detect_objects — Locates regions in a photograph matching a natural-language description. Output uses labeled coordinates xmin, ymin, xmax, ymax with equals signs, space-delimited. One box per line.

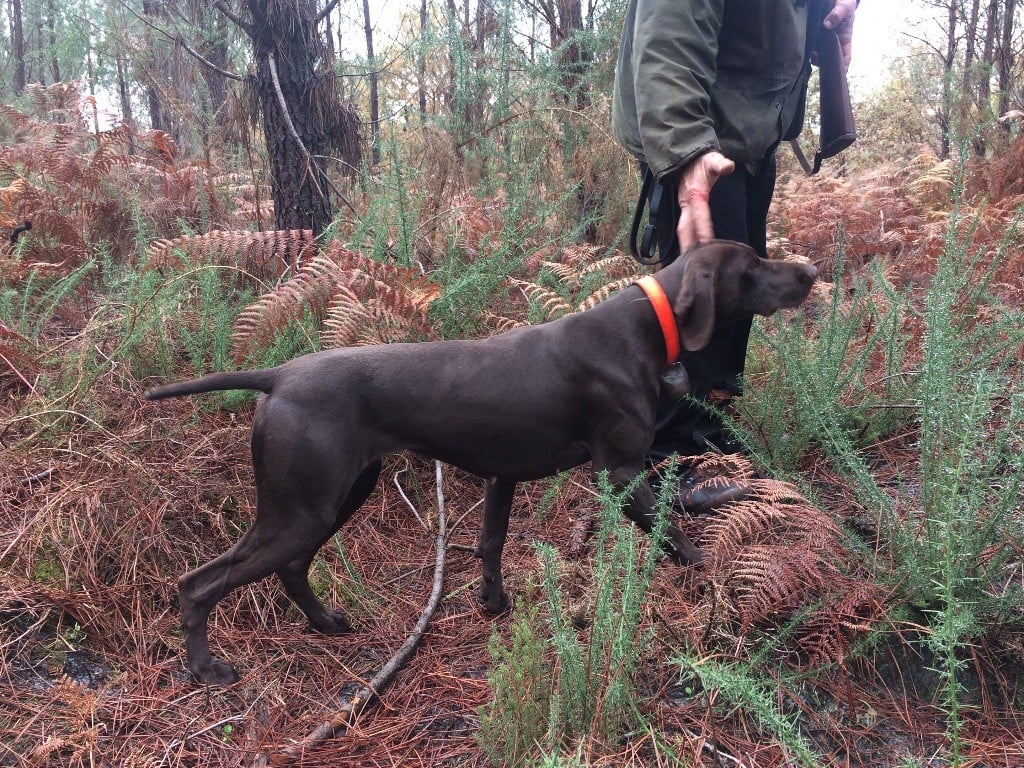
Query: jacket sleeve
xmin=630 ymin=0 xmax=725 ymax=180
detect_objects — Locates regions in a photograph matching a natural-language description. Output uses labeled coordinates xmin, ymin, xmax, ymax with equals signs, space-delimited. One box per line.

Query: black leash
xmin=628 ymin=168 xmax=675 ymax=267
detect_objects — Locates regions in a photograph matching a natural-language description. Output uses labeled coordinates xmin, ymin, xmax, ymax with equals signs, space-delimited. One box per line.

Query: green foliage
xmin=0 ymin=260 xmax=95 ymax=338
xmin=534 ymin=471 xmax=572 ymax=522
xmin=738 ymin=243 xmax=913 ymax=471
xmin=109 ymin=257 xmax=264 ymax=407
xmin=431 ymin=160 xmax=559 ymax=338
xmin=844 ymin=53 xmax=945 ymax=168
xmin=537 ymin=473 xmax=665 ymax=744
xmin=478 ymin=599 xmax=554 ymax=767
xmin=742 ymin=149 xmax=1024 ymax=764
xmin=479 ymin=472 xmax=669 ymax=765
xmin=177 ymin=264 xmax=239 ymax=379
xmin=676 ymin=652 xmax=821 ymax=767
xmin=907 ymin=164 xmax=1024 ymax=764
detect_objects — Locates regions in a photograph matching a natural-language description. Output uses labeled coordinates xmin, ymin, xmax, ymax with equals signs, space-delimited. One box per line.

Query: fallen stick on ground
xmin=253 ymin=461 xmax=449 ymax=767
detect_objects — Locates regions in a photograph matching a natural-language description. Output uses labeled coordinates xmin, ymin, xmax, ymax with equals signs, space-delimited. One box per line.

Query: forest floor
xmin=3 ymin=356 xmax=1024 ymax=767
xmin=4 ymin=130 xmax=1024 ymax=766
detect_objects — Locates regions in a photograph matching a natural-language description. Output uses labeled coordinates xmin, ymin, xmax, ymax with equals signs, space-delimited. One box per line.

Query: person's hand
xmin=676 ymin=151 xmax=734 ymax=252
xmin=823 ymin=0 xmax=857 ymax=69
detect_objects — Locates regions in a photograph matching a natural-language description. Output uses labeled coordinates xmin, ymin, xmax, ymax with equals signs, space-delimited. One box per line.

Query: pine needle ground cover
xmin=3 ymin=95 xmax=1024 ymax=766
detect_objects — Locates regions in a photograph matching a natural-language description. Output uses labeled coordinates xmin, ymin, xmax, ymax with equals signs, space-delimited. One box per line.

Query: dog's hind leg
xmin=179 ymin=457 xmax=360 ymax=685
xmin=475 ymin=477 xmax=516 ymax=614
xmin=276 ymin=460 xmax=382 ymax=635
xmin=178 ymin=513 xmax=336 ymax=685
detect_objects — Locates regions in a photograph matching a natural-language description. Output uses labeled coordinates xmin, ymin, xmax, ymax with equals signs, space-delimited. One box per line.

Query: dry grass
xmin=4 ymin=124 xmax=1024 ymax=766
xmin=4 ymin=364 xmax=1014 ymax=767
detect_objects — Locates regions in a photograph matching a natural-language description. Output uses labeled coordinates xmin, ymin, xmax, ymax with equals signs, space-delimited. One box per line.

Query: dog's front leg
xmin=475 ymin=477 xmax=515 ymax=613
xmin=603 ymin=463 xmax=704 ymax=566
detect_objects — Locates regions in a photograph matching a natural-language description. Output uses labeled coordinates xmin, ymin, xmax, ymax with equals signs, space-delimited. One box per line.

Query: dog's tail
xmin=144 ymin=370 xmax=278 ymax=400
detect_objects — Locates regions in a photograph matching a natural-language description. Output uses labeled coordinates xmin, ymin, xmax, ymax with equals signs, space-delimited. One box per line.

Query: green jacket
xmin=612 ymin=0 xmax=827 ymax=179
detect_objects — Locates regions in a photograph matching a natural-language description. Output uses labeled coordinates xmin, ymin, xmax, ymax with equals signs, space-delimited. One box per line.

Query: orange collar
xmin=635 ymin=275 xmax=680 ymax=366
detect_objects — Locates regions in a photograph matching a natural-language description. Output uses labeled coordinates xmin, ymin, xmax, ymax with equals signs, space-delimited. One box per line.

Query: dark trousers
xmin=646 ymin=153 xmax=778 ymax=461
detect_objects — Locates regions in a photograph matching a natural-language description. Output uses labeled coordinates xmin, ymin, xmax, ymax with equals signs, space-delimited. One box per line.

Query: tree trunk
xmin=12 ymin=0 xmax=26 ymax=95
xmin=195 ymin=10 xmax=232 ymax=130
xmin=141 ymin=0 xmax=174 ymax=135
xmin=35 ymin=17 xmax=45 ymax=85
xmin=245 ymin=0 xmax=340 ymax=235
xmin=47 ymin=0 xmax=60 ymax=83
xmin=972 ymin=0 xmax=1000 ymax=155
xmin=963 ymin=0 xmax=981 ymax=89
xmin=115 ymin=52 xmax=136 ymax=152
xmin=444 ymin=0 xmax=488 ymax=142
xmin=939 ymin=0 xmax=960 ymax=159
xmin=997 ymin=0 xmax=1017 ymax=121
xmin=363 ymin=0 xmax=380 ymax=166
xmin=419 ymin=0 xmax=428 ymax=118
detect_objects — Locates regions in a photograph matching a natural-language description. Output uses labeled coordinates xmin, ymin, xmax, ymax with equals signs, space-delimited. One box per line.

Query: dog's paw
xmin=678 ymin=479 xmax=750 ymax=514
xmin=192 ymin=657 xmax=240 ymax=686
xmin=477 ymin=583 xmax=510 ymax=615
xmin=308 ymin=609 xmax=353 ymax=636
xmin=666 ymin=529 xmax=704 ymax=567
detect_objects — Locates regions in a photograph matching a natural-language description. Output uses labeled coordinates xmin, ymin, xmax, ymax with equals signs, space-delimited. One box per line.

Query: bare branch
xmin=254 ymin=461 xmax=450 ymax=766
xmin=266 ymin=52 xmax=357 ymax=216
xmin=316 ymin=0 xmax=343 ymax=25
xmin=211 ymin=0 xmax=253 ymax=37
xmin=117 ymin=0 xmax=243 ymax=81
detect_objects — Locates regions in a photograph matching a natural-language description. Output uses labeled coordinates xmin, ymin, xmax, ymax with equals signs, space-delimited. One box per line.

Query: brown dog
xmin=146 ymin=240 xmax=817 ymax=684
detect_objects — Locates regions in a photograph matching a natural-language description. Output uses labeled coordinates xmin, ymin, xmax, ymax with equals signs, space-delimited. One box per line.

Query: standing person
xmin=612 ymin=0 xmax=858 ymax=462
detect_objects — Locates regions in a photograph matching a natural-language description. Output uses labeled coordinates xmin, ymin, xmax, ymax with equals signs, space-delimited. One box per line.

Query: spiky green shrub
xmin=676 ymin=651 xmax=822 ymax=767
xmin=744 ymin=151 xmax=1024 ymax=765
xmin=479 ymin=472 xmax=671 ymax=766
xmin=737 ymin=246 xmax=913 ymax=471
xmin=478 ymin=600 xmax=553 ymax=767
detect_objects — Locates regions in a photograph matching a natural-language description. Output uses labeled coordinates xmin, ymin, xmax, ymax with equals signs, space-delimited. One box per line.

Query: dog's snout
xmin=802 ymin=263 xmax=818 ymax=283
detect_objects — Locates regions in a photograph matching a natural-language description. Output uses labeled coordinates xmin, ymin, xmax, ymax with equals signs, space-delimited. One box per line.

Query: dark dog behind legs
xmin=145 ymin=240 xmax=817 ymax=684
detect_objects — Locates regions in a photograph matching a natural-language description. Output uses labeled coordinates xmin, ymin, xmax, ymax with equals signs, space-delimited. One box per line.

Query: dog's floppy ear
xmin=674 ymin=259 xmax=716 ymax=352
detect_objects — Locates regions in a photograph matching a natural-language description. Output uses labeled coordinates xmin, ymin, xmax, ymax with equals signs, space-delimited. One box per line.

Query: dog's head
xmin=671 ymin=240 xmax=818 ymax=351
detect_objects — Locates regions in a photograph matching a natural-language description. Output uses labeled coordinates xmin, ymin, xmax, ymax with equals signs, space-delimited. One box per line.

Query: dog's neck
xmin=634 ymin=275 xmax=680 ymax=366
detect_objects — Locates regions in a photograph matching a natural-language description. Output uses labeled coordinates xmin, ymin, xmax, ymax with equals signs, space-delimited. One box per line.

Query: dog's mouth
xmin=769 ymin=262 xmax=819 ymax=310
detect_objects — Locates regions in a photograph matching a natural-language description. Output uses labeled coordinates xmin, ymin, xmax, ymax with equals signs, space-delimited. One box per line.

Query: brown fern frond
xmin=81 ymin=126 xmax=134 ymax=183
xmin=322 ymin=242 xmax=441 ymax=313
xmin=579 ymin=253 xmax=639 ymax=282
xmin=323 ymin=270 xmax=435 ymax=347
xmin=678 ymin=452 xmax=872 ymax=651
xmin=480 ymin=313 xmax=525 ymax=333
xmin=0 ymin=103 xmax=34 ymax=133
xmin=577 ymin=276 xmax=636 ymax=311
xmin=793 ymin=583 xmax=886 ymax=667
xmin=144 ymin=129 xmax=179 ymax=165
xmin=704 ymin=494 xmax=842 ymax=559
xmin=727 ymin=543 xmax=841 ymax=629
xmin=24 ymin=82 xmax=88 ymax=123
xmin=144 ymin=229 xmax=316 ymax=282
xmin=230 ymin=265 xmax=333 ymax=363
xmin=557 ymin=243 xmax=605 ymax=267
xmin=539 ymin=260 xmax=582 ymax=286
xmin=509 ymin=278 xmax=572 ymax=320
xmin=444 ymin=191 xmax=505 ymax=258
xmin=322 ymin=285 xmax=371 ymax=347
xmin=702 ymin=501 xmax=795 ymax=560
xmin=0 ymin=321 xmax=39 ymax=390
xmin=680 ymin=452 xmax=759 ymax=483
xmin=231 ymin=243 xmax=440 ymax=363
xmin=744 ymin=477 xmax=814 ymax=507
xmin=531 ymin=246 xmax=636 ymax=290
xmin=319 ymin=250 xmax=438 ymax=345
